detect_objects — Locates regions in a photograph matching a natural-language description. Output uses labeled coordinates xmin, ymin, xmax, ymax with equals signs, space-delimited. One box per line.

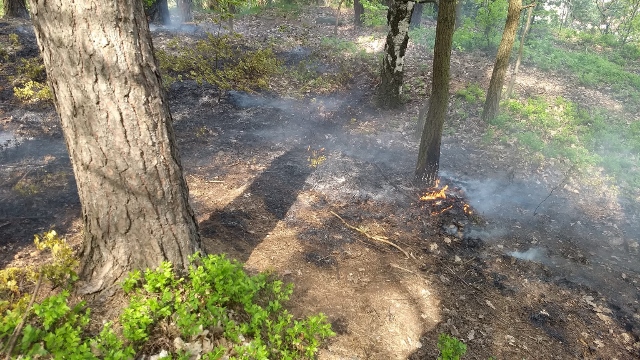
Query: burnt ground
xmin=2 ymin=7 xmax=640 ymax=359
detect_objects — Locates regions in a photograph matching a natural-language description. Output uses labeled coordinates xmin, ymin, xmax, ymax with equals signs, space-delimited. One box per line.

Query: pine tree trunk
xmin=158 ymin=0 xmax=171 ymax=25
xmin=415 ymin=0 xmax=456 ymax=186
xmin=3 ymin=0 xmax=29 ymax=18
xmin=178 ymin=0 xmax=193 ymax=22
xmin=482 ymin=0 xmax=522 ymax=122
xmin=506 ymin=4 xmax=533 ymax=99
xmin=28 ymin=0 xmax=201 ymax=295
xmin=410 ymin=3 xmax=423 ymax=28
xmin=354 ymin=0 xmax=364 ymax=27
xmin=377 ymin=0 xmax=415 ymax=109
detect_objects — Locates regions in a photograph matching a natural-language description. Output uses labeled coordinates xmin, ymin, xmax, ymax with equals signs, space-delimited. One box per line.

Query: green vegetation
xmin=156 ymin=34 xmax=281 ymax=91
xmin=454 ymin=0 xmax=508 ymax=52
xmin=1 ymin=233 xmax=334 ymax=359
xmin=455 ymin=83 xmax=485 ymax=104
xmin=483 ymin=95 xmax=640 ymax=196
xmin=360 ymin=0 xmax=388 ymax=27
xmin=437 ymin=333 xmax=467 ymax=360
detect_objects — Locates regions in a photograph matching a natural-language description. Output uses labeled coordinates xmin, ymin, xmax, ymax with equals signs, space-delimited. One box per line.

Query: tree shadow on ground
xmin=199 ymin=146 xmax=313 ymax=261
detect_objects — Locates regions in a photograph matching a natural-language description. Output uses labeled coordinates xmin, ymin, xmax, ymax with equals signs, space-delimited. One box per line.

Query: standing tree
xmin=354 ymin=0 xmax=365 ymax=26
xmin=481 ymin=0 xmax=522 ymax=122
xmin=3 ymin=0 xmax=29 ymax=18
xmin=415 ymin=0 xmax=457 ymax=185
xmin=377 ymin=0 xmax=416 ymax=109
xmin=410 ymin=3 xmax=424 ymax=28
xmin=28 ymin=0 xmax=202 ymax=295
xmin=178 ymin=0 xmax=194 ymax=22
xmin=506 ymin=3 xmax=534 ymax=99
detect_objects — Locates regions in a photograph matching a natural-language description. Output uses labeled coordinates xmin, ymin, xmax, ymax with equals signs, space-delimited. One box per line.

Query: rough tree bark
xmin=377 ymin=0 xmax=415 ymax=109
xmin=415 ymin=0 xmax=456 ymax=186
xmin=354 ymin=0 xmax=365 ymax=27
xmin=506 ymin=4 xmax=533 ymax=99
xmin=178 ymin=0 xmax=193 ymax=22
xmin=410 ymin=3 xmax=424 ymax=28
xmin=3 ymin=0 xmax=29 ymax=18
xmin=481 ymin=0 xmax=522 ymax=122
xmin=28 ymin=0 xmax=202 ymax=295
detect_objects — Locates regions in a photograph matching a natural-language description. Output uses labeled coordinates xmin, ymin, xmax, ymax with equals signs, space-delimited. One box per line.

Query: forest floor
xmin=1 ymin=6 xmax=640 ymax=359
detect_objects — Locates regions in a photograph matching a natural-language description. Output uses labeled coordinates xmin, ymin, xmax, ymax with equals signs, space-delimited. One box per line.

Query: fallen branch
xmin=330 ymin=211 xmax=410 ymax=258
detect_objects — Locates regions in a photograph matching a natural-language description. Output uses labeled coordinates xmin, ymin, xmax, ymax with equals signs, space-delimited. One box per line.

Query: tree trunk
xmin=481 ymin=0 xmax=522 ymax=122
xmin=354 ymin=0 xmax=365 ymax=27
xmin=415 ymin=0 xmax=456 ymax=186
xmin=377 ymin=0 xmax=415 ymax=109
xmin=506 ymin=4 xmax=533 ymax=99
xmin=3 ymin=0 xmax=29 ymax=18
xmin=410 ymin=3 xmax=424 ymax=28
xmin=178 ymin=0 xmax=193 ymax=22
xmin=158 ymin=0 xmax=171 ymax=25
xmin=28 ymin=0 xmax=202 ymax=295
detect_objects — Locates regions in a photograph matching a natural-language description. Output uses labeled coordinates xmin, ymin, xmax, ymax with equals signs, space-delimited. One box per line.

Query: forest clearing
xmin=1 ymin=1 xmax=640 ymax=359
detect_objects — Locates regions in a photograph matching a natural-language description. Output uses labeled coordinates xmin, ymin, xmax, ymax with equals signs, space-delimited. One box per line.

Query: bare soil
xmin=1 ymin=7 xmax=639 ymax=359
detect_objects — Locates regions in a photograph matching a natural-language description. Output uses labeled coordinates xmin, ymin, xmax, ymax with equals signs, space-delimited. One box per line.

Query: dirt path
xmin=1 ymin=7 xmax=639 ymax=359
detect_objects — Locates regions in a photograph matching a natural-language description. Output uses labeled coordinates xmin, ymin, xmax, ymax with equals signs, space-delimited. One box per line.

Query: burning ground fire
xmin=420 ymin=180 xmax=474 ymax=217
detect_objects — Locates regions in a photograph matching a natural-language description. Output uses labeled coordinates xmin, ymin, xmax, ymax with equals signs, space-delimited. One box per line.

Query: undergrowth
xmin=155 ymin=34 xmax=281 ymax=91
xmin=1 ymin=233 xmax=334 ymax=359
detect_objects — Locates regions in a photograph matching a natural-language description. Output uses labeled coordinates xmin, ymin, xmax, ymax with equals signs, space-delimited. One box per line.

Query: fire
xmin=463 ymin=204 xmax=473 ymax=214
xmin=420 ymin=185 xmax=449 ymax=201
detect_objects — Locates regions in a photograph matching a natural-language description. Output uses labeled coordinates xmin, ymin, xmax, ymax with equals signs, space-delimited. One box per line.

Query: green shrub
xmin=1 ymin=250 xmax=334 ymax=359
xmin=455 ymin=83 xmax=485 ymax=104
xmin=437 ymin=333 xmax=467 ymax=360
xmin=13 ymin=80 xmax=53 ymax=102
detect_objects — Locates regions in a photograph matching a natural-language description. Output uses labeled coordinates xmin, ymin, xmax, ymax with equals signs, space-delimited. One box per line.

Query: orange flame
xmin=420 ymin=185 xmax=449 ymax=201
xmin=432 ymin=205 xmax=453 ymax=215
xmin=463 ymin=204 xmax=472 ymax=214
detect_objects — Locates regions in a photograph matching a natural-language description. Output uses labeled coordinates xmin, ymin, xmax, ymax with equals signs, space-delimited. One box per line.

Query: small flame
xmin=432 ymin=205 xmax=453 ymax=215
xmin=463 ymin=204 xmax=472 ymax=214
xmin=420 ymin=185 xmax=449 ymax=201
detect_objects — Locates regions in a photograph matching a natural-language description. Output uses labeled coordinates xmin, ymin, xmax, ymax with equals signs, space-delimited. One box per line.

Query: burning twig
xmin=420 ymin=185 xmax=449 ymax=201
xmin=330 ymin=211 xmax=410 ymax=259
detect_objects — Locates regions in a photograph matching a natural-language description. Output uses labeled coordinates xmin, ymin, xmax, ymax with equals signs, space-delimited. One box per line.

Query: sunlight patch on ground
xmin=357 ymin=35 xmax=385 ymax=53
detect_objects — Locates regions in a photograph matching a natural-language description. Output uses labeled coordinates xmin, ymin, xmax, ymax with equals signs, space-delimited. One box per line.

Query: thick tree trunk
xmin=415 ymin=0 xmax=456 ymax=186
xmin=178 ymin=0 xmax=193 ymax=22
xmin=377 ymin=0 xmax=415 ymax=109
xmin=482 ymin=0 xmax=522 ymax=122
xmin=410 ymin=3 xmax=423 ymax=28
xmin=506 ymin=4 xmax=533 ymax=99
xmin=28 ymin=0 xmax=201 ymax=295
xmin=354 ymin=0 xmax=365 ymax=27
xmin=3 ymin=0 xmax=29 ymax=18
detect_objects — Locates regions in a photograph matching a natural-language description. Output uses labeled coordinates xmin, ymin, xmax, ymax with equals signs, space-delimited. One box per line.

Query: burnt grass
xmin=2 ymin=7 xmax=640 ymax=360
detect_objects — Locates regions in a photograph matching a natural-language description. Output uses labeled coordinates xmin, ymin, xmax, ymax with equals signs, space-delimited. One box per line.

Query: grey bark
xmin=3 ymin=0 xmax=29 ymax=18
xmin=28 ymin=0 xmax=202 ymax=295
xmin=415 ymin=0 xmax=456 ymax=185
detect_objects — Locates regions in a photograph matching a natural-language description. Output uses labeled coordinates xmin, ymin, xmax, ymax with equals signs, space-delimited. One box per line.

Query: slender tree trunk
xmin=3 ymin=0 xmax=29 ymax=18
xmin=158 ymin=0 xmax=171 ymax=25
xmin=506 ymin=4 xmax=533 ymax=99
xmin=335 ymin=0 xmax=345 ymax=35
xmin=410 ymin=3 xmax=424 ymax=28
xmin=28 ymin=0 xmax=201 ymax=295
xmin=178 ymin=0 xmax=193 ymax=22
xmin=481 ymin=0 xmax=522 ymax=122
xmin=377 ymin=0 xmax=415 ymax=109
xmin=354 ymin=0 xmax=365 ymax=27
xmin=415 ymin=0 xmax=456 ymax=185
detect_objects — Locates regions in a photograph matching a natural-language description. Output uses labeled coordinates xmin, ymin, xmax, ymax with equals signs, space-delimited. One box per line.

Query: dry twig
xmin=330 ymin=211 xmax=410 ymax=258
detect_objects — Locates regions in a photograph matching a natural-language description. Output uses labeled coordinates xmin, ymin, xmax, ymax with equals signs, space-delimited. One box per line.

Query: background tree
xmin=506 ymin=2 xmax=534 ymax=99
xmin=377 ymin=0 xmax=415 ymax=109
xmin=179 ymin=0 xmax=194 ymax=22
xmin=27 ymin=0 xmax=202 ymax=295
xmin=481 ymin=0 xmax=522 ymax=122
xmin=3 ymin=0 xmax=29 ymax=18
xmin=415 ymin=0 xmax=456 ymax=185
xmin=354 ymin=0 xmax=365 ymax=26
xmin=410 ymin=3 xmax=424 ymax=28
